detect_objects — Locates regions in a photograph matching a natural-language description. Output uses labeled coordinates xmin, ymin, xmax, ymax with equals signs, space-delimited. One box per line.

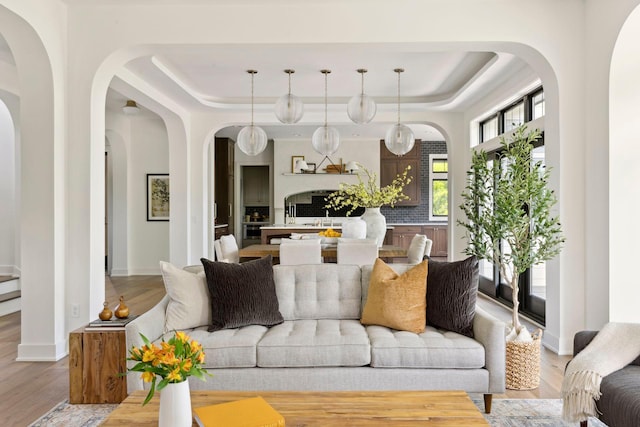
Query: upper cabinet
xmin=243 ymin=166 xmax=270 ymax=206
xmin=379 ymin=140 xmax=421 ymax=206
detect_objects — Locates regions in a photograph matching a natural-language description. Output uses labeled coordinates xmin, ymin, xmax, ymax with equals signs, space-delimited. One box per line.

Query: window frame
xmin=478 ymin=86 xmax=544 ymax=144
xmin=428 ymin=154 xmax=448 ymax=221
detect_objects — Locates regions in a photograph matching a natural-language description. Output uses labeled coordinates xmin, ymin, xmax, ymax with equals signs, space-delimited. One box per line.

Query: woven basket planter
xmin=505 ymin=329 xmax=542 ymax=390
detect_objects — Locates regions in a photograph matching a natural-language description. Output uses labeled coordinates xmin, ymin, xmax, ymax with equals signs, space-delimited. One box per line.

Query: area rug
xmin=30 ymin=398 xmax=607 ymax=426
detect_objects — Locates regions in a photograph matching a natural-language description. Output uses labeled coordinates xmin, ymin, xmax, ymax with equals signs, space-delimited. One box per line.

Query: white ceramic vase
xmin=341 ymin=217 xmax=367 ymax=239
xmin=361 ymin=207 xmax=386 ymax=247
xmin=159 ymin=380 xmax=192 ymax=427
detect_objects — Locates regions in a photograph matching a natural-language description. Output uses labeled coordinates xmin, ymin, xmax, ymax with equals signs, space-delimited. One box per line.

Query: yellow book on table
xmin=193 ymin=396 xmax=285 ymax=427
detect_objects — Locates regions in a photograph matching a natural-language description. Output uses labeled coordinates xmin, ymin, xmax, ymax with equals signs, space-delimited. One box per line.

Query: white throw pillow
xmin=160 ymin=261 xmax=211 ymax=332
xmin=407 ymin=234 xmax=428 ymax=264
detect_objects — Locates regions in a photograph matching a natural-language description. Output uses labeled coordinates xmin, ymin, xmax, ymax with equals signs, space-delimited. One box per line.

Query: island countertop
xmin=260 ymin=224 xmax=394 ymax=244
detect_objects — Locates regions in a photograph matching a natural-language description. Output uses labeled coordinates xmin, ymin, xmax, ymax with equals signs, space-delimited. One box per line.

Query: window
xmin=480 ymin=116 xmax=498 ymax=143
xmin=503 ymin=101 xmax=524 ymax=132
xmin=429 ymin=154 xmax=448 ymax=220
xmin=478 ymin=87 xmax=544 ymax=144
xmin=532 ymin=90 xmax=545 ymax=120
xmin=476 ymin=140 xmax=547 ymax=325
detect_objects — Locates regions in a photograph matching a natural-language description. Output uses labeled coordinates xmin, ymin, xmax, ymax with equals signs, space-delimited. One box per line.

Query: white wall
xmin=127 ymin=116 xmax=170 ymax=274
xmin=273 ymin=138 xmax=381 ymax=224
xmin=609 ymin=1 xmax=640 ymax=323
xmin=0 ymin=98 xmax=15 ymax=275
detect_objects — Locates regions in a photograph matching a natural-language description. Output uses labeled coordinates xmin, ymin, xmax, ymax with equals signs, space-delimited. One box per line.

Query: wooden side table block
xmin=69 ymin=328 xmax=128 ymax=404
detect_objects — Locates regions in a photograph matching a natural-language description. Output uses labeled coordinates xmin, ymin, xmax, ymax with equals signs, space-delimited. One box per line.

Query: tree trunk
xmin=511 ymin=275 xmax=521 ymax=334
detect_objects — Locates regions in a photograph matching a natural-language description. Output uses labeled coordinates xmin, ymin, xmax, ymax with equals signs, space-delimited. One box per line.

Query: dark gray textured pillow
xmin=200 ymin=255 xmax=283 ymax=332
xmin=424 ymin=256 xmax=479 ymax=337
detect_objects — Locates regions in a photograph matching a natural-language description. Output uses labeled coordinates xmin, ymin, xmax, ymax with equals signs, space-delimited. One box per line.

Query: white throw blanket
xmin=562 ymin=322 xmax=640 ymax=422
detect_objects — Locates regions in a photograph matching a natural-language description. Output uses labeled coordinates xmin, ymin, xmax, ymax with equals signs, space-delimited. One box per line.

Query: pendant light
xmin=384 ymin=68 xmax=415 ymax=156
xmin=311 ymin=69 xmax=340 ymax=156
xmin=237 ymin=70 xmax=268 ymax=156
xmin=347 ymin=69 xmax=376 ymax=124
xmin=275 ymin=69 xmax=304 ymax=124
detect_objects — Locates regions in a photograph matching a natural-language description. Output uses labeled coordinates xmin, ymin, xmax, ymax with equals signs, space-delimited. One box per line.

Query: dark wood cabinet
xmin=215 ymin=137 xmax=235 ymax=236
xmin=423 ymin=225 xmax=448 ymax=258
xmin=380 ymin=140 xmax=421 ymax=206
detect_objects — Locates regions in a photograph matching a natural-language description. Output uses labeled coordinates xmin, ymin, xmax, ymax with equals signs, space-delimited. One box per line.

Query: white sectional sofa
xmin=125 ymin=262 xmax=505 ymax=413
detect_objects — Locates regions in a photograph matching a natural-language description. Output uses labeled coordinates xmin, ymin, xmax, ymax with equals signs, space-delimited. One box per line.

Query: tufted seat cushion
xmin=366 ymin=325 xmax=485 ymax=369
xmin=257 ymin=319 xmax=371 ymax=367
xmin=159 ymin=325 xmax=268 ymax=369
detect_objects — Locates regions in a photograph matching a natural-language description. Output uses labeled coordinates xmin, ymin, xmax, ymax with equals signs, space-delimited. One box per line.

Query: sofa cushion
xmin=366 ymin=325 xmax=485 ymax=369
xmin=598 ymin=365 xmax=640 ymax=427
xmin=273 ymin=264 xmax=362 ymax=320
xmin=159 ymin=325 xmax=267 ymax=368
xmin=257 ymin=319 xmax=371 ymax=367
xmin=160 ymin=261 xmax=210 ymax=333
xmin=201 ymin=256 xmax=284 ymax=332
xmin=424 ymin=256 xmax=479 ymax=338
xmin=360 ymin=259 xmax=428 ymax=333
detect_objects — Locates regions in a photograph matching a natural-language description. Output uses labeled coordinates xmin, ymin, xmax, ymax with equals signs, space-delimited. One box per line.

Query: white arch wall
xmin=0 ymin=96 xmax=16 ymax=276
xmin=609 ymin=2 xmax=640 ymax=323
xmin=0 ymin=1 xmax=68 ymax=361
xmin=105 ymin=128 xmax=129 ymax=276
xmin=65 ymin=1 xmax=584 ymax=356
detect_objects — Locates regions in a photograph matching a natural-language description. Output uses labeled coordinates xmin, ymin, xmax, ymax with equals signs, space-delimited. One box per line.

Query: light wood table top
xmin=239 ymin=244 xmax=407 ymax=259
xmin=101 ymin=390 xmax=488 ymax=426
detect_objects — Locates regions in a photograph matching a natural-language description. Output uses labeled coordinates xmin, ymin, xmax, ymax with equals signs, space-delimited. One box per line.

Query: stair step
xmin=0 ymin=290 xmax=21 ymax=303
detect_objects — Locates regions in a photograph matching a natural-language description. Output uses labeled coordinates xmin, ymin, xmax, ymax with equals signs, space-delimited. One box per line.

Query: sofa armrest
xmin=125 ymin=295 xmax=170 ymax=393
xmin=473 ymin=307 xmax=506 ymax=393
xmin=573 ymin=330 xmax=598 ymax=357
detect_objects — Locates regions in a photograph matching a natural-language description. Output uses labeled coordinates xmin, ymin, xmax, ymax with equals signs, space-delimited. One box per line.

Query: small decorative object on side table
xmin=114 ymin=295 xmax=129 ymax=319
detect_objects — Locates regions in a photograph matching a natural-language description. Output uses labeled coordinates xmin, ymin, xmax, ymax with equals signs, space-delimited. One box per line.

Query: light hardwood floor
xmin=0 ymin=275 xmax=570 ymax=426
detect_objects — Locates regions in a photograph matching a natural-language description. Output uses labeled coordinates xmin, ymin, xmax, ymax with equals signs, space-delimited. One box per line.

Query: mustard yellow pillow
xmin=360 ymin=258 xmax=428 ymax=333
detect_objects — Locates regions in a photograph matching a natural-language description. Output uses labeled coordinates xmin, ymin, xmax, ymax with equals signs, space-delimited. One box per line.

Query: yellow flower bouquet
xmin=127 ymin=331 xmax=209 ymax=405
xmin=325 ymin=164 xmax=412 ymax=215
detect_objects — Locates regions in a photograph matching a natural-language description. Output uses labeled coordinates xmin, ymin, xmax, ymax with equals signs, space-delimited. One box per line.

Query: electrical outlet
xmin=71 ymin=304 xmax=79 ymax=318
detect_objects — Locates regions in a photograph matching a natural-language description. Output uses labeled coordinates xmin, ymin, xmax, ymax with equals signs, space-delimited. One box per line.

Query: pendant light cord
xmin=397 ymin=70 xmax=401 ymax=126
xmin=324 ymin=71 xmax=328 ymax=126
xmin=318 ymin=70 xmax=331 ymax=127
xmin=251 ymin=72 xmax=255 ymax=126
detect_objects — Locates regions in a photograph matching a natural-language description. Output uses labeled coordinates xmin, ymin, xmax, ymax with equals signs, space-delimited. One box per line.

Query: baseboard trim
xmin=127 ymin=268 xmax=161 ymax=276
xmin=0 ymin=264 xmax=19 ymax=276
xmin=109 ymin=269 xmax=129 ymax=277
xmin=16 ymin=340 xmax=68 ymax=362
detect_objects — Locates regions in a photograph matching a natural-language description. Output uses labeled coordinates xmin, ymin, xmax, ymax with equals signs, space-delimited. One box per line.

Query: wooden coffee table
xmin=101 ymin=390 xmax=489 ymax=426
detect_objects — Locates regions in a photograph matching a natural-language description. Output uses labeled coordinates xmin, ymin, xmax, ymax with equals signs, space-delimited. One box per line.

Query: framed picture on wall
xmin=147 ymin=173 xmax=170 ymax=221
xmin=292 ymin=155 xmax=305 ymax=173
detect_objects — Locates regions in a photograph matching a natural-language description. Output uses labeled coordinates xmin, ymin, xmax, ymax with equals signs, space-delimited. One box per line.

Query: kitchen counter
xmin=213 ymin=224 xmax=229 ymax=229
xmin=260 ymin=224 xmax=394 ymax=244
xmin=387 ymin=222 xmax=448 ymax=226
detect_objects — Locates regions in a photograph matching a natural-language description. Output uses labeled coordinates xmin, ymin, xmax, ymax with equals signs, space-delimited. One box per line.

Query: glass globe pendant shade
xmin=347 ymin=93 xmax=376 ymax=124
xmin=311 ymin=125 xmax=340 ymax=156
xmin=275 ymin=93 xmax=304 ymax=124
xmin=384 ymin=123 xmax=415 ymax=156
xmin=237 ymin=125 xmax=268 ymax=156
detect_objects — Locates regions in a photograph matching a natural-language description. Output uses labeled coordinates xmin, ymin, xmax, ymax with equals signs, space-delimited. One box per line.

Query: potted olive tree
xmin=458 ymin=125 xmax=564 ymax=389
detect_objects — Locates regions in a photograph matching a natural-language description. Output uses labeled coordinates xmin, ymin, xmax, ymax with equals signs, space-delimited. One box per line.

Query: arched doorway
xmin=609 ymin=3 xmax=640 ymax=323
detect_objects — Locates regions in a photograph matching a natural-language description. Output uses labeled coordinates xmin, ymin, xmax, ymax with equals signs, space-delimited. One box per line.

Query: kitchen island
xmin=260 ymin=224 xmax=394 ymax=245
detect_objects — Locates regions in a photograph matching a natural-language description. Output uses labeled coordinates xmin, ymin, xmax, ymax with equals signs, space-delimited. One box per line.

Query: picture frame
xmin=147 ymin=174 xmax=170 ymax=221
xmin=291 ymin=155 xmax=305 ymax=173
xmin=303 ymin=162 xmax=317 ymax=174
